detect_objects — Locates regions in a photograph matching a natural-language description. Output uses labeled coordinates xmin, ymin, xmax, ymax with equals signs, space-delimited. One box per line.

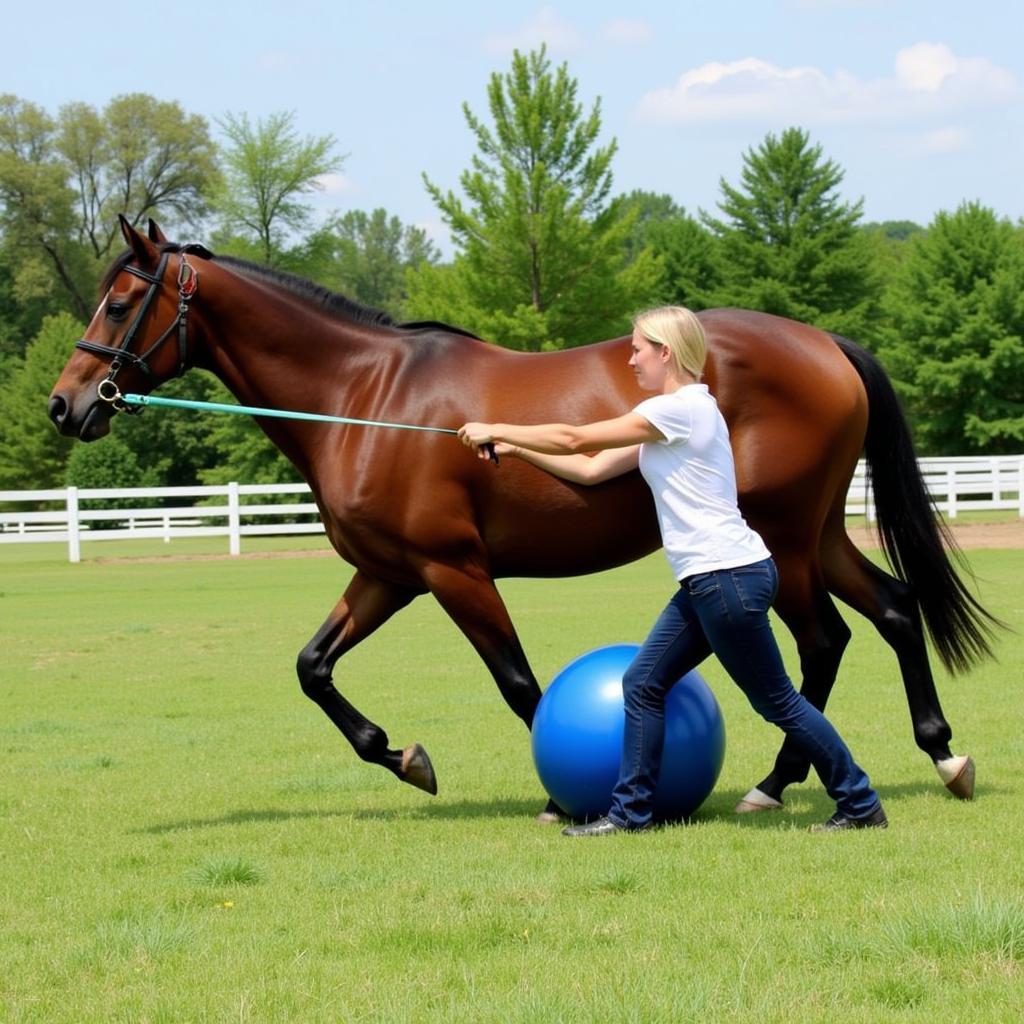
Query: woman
xmin=458 ymin=306 xmax=886 ymax=836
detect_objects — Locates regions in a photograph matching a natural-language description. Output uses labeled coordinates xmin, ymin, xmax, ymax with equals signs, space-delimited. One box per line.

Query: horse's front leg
xmin=296 ymin=570 xmax=438 ymax=794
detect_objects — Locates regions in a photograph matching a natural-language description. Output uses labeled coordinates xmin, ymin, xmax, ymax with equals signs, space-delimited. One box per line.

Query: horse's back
xmin=460 ymin=309 xmax=866 ymax=574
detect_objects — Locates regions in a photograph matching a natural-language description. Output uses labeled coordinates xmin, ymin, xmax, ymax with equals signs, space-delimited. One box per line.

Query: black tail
xmin=831 ymin=333 xmax=1001 ymax=674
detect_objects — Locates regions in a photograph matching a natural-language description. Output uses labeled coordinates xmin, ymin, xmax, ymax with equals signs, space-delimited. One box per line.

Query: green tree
xmin=213 ymin=111 xmax=344 ymax=266
xmin=617 ymin=189 xmax=685 ymax=265
xmin=290 ymin=208 xmax=439 ymax=314
xmin=409 ymin=46 xmax=661 ymax=349
xmin=0 ymin=94 xmax=219 ymax=326
xmin=0 ymin=95 xmax=89 ymax=322
xmin=0 ymin=312 xmax=81 ymax=489
xmin=198 ymin=385 xmax=299 ymax=487
xmin=65 ymin=434 xmax=156 ymax=524
xmin=878 ymin=202 xmax=1024 ymax=454
xmin=111 ymin=372 xmax=225 ymax=487
xmin=57 ymin=93 xmax=219 ymax=258
xmin=704 ymin=127 xmax=881 ymax=340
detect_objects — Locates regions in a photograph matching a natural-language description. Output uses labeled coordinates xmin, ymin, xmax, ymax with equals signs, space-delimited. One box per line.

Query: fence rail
xmin=2 ymin=456 xmax=1022 ymax=563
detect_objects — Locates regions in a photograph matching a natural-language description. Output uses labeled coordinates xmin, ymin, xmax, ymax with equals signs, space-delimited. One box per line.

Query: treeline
xmin=1 ymin=47 xmax=1022 ymax=493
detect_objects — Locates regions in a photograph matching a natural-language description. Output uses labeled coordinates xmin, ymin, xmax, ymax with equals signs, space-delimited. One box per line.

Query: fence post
xmin=228 ymin=482 xmax=241 ymax=556
xmin=1019 ymin=457 xmax=1024 ymax=519
xmin=67 ymin=487 xmax=81 ymax=564
xmin=946 ymin=467 xmax=957 ymax=518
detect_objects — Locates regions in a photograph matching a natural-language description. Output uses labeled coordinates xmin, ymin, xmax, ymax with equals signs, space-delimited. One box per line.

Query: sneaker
xmin=562 ymin=815 xmax=639 ymax=837
xmin=809 ymin=804 xmax=888 ymax=832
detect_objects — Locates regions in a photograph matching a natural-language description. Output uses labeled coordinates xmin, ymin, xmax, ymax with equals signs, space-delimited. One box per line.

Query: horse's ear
xmin=147 ymin=219 xmax=169 ymax=245
xmin=119 ymin=214 xmax=159 ymax=267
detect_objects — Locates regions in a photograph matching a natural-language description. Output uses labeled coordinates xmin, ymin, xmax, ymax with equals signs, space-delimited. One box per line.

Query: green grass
xmin=1 ymin=539 xmax=1022 ymax=1022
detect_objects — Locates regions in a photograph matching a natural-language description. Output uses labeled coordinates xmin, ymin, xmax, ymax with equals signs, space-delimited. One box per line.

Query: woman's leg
xmin=689 ymin=559 xmax=881 ymax=820
xmin=606 ymin=589 xmax=713 ymax=830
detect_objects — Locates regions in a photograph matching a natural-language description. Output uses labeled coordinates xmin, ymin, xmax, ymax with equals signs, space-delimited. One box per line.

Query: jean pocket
xmin=730 ymin=566 xmax=774 ymax=613
xmin=685 ymin=571 xmax=720 ymax=599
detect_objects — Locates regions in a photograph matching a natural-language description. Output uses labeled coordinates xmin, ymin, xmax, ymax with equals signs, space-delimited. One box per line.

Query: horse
xmin=49 ymin=217 xmax=997 ymax=816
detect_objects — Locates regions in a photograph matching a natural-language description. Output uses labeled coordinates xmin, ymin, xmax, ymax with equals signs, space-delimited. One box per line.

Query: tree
xmin=0 ymin=95 xmax=89 ymax=322
xmin=290 ymin=208 xmax=439 ymax=314
xmin=0 ymin=313 xmax=80 ymax=489
xmin=408 ymin=47 xmax=661 ymax=349
xmin=111 ymin=372 xmax=225 ymax=487
xmin=198 ymin=380 xmax=299 ymax=487
xmin=617 ymin=191 xmax=722 ymax=310
xmin=213 ymin=111 xmax=344 ymax=266
xmin=878 ymin=202 xmax=1024 ymax=454
xmin=704 ymin=127 xmax=881 ymax=340
xmin=0 ymin=94 xmax=219 ymax=326
xmin=57 ymin=93 xmax=220 ymax=258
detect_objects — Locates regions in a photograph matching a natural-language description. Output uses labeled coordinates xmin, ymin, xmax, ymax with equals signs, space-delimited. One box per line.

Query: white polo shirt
xmin=635 ymin=384 xmax=770 ymax=581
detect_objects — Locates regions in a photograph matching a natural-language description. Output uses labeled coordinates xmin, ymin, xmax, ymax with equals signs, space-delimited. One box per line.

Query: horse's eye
xmin=107 ymin=302 xmax=129 ymax=321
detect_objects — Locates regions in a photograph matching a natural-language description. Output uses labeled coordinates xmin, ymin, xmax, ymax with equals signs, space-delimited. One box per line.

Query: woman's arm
xmin=459 ymin=412 xmax=663 ymax=455
xmin=502 ymin=443 xmax=641 ymax=485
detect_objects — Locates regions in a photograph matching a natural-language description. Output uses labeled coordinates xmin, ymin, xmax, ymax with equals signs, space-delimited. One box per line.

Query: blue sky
xmin=5 ymin=1 xmax=1022 ymax=252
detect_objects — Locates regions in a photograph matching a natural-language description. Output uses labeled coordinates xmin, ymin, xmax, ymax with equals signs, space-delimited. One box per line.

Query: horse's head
xmin=48 ymin=216 xmax=209 ymax=441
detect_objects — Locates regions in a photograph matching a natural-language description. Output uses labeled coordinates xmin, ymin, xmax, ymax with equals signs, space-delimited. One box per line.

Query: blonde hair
xmin=633 ymin=305 xmax=706 ymax=381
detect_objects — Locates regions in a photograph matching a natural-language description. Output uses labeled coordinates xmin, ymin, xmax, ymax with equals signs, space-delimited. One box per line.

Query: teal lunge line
xmin=122 ymin=393 xmax=458 ymax=435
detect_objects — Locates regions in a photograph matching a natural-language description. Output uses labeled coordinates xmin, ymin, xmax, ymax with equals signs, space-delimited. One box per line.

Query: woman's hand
xmin=459 ymin=422 xmax=495 ymax=451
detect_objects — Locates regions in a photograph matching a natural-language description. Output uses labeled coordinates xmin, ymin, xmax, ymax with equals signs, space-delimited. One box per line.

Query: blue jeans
xmin=608 ymin=557 xmax=880 ymax=829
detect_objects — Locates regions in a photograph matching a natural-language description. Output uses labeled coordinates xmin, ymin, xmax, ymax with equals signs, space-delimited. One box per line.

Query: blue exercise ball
xmin=531 ymin=643 xmax=726 ymax=821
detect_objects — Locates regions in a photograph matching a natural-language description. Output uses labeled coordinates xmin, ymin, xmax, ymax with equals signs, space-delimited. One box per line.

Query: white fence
xmin=2 ymin=456 xmax=1022 ymax=563
xmin=0 ymin=482 xmax=321 ymax=563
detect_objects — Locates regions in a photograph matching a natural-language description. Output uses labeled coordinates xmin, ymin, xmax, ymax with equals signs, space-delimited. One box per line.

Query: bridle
xmin=77 ymin=244 xmax=208 ymax=414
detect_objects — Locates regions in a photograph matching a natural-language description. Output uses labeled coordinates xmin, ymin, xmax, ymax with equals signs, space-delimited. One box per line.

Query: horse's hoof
xmin=535 ymin=798 xmax=568 ymax=824
xmin=535 ymin=810 xmax=565 ymax=825
xmin=734 ymin=787 xmax=784 ymax=814
xmin=400 ymin=743 xmax=437 ymax=795
xmin=936 ymin=754 xmax=975 ymax=800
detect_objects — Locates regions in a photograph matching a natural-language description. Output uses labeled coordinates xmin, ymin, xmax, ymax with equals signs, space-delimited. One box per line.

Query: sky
xmin=4 ymin=1 xmax=1022 ymax=253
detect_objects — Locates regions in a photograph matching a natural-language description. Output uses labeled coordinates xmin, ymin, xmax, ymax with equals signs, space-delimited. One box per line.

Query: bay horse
xmin=49 ymin=217 xmax=996 ymax=816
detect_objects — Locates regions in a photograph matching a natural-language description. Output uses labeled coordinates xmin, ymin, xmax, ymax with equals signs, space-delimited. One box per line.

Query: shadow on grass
xmin=704 ymin=776 xmax=985 ymax=830
xmin=135 ymin=777 xmax=978 ymax=835
xmin=134 ymin=796 xmax=544 ymax=833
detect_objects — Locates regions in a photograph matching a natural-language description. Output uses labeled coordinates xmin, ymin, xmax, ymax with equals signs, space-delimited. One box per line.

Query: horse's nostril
xmin=48 ymin=394 xmax=68 ymax=427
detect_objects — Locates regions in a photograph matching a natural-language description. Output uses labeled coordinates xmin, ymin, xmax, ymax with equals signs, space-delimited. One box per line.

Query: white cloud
xmin=895 ymin=42 xmax=959 ymax=92
xmin=314 ymin=173 xmax=352 ymax=195
xmin=482 ymin=8 xmax=583 ymax=56
xmin=602 ymin=18 xmax=652 ymax=46
xmin=636 ymin=44 xmax=1017 ymax=125
xmin=917 ymin=126 xmax=970 ymax=154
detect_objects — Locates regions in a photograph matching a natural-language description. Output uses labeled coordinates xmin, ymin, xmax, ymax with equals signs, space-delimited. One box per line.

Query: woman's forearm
xmin=508 ymin=444 xmax=641 ymax=485
xmin=488 ymin=422 xmax=594 ymax=455
xmin=486 ymin=413 xmax=660 ymax=454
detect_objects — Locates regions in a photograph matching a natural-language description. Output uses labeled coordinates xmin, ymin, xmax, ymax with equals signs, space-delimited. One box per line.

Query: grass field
xmin=1 ymin=538 xmax=1022 ymax=1023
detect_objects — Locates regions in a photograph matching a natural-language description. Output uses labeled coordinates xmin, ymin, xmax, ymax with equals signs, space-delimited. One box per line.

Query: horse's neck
xmin=196 ymin=283 xmax=406 ymax=471
xmin=200 ymin=288 xmax=399 ymax=411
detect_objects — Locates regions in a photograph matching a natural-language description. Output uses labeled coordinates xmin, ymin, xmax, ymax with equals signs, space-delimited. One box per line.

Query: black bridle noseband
xmin=77 ymin=245 xmax=206 ymax=414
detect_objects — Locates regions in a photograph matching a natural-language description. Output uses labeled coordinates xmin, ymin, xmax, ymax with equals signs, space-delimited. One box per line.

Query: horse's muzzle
xmin=48 ymin=393 xmax=112 ymax=441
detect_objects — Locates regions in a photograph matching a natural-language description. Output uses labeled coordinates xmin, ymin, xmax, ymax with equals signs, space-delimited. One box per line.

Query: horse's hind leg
xmin=823 ymin=539 xmax=974 ymax=799
xmin=420 ymin=560 xmax=561 ymax=817
xmin=738 ymin=556 xmax=853 ymax=810
xmin=296 ymin=570 xmax=439 ymax=794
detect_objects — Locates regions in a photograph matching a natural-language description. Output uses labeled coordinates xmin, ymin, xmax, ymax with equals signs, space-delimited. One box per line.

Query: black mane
xmin=99 ymin=242 xmax=482 ymax=339
xmin=213 ymin=252 xmax=398 ymax=328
